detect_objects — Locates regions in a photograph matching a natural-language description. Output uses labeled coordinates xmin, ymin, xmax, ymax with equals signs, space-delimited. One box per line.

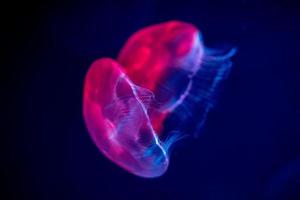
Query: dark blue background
xmin=4 ymin=0 xmax=300 ymax=199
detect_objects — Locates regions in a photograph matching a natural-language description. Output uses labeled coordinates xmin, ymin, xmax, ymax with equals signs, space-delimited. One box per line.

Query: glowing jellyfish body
xmin=83 ymin=21 xmax=236 ymax=178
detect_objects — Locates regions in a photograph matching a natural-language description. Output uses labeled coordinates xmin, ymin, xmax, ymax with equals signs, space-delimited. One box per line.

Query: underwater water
xmin=4 ymin=0 xmax=300 ymax=199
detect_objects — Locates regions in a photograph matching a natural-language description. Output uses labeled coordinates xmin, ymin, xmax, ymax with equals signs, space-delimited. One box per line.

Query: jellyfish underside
xmin=83 ymin=20 xmax=236 ymax=178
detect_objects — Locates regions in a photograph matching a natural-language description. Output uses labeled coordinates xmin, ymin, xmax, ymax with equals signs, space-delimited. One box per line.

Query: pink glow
xmin=82 ymin=20 xmax=233 ymax=177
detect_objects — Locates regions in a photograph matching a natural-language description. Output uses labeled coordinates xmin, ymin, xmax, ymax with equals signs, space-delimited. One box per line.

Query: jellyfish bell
xmin=118 ymin=20 xmax=205 ymax=112
xmin=83 ymin=58 xmax=170 ymax=178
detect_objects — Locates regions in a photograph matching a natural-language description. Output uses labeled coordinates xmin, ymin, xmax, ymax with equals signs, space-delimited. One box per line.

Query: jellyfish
xmin=83 ymin=20 xmax=236 ymax=178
